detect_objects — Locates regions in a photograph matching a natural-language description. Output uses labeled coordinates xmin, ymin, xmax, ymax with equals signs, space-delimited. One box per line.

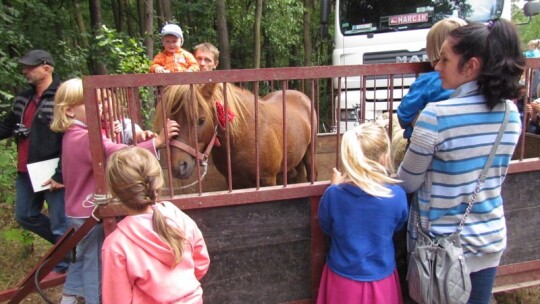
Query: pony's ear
xmin=199 ymin=83 xmax=218 ymax=100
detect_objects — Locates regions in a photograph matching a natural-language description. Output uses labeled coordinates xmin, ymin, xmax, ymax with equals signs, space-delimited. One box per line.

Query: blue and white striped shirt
xmin=398 ymin=81 xmax=521 ymax=272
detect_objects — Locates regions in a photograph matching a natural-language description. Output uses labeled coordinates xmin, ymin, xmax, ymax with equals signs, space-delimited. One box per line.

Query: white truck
xmin=320 ymin=0 xmax=537 ymax=130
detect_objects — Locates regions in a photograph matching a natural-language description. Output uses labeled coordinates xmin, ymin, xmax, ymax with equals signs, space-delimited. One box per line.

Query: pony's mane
xmin=154 ymin=84 xmax=249 ymax=139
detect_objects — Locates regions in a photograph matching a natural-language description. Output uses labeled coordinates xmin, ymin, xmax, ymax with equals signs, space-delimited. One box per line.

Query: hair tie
xmin=150 ymin=204 xmax=158 ymax=210
xmin=487 ymin=20 xmax=495 ymax=30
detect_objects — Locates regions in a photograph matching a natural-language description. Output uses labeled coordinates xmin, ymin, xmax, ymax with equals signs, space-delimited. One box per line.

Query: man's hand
xmin=42 ymin=178 xmax=65 ymax=191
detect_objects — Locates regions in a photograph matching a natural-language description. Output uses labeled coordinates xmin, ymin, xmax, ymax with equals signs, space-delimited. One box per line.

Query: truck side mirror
xmin=524 ymin=1 xmax=540 ymax=17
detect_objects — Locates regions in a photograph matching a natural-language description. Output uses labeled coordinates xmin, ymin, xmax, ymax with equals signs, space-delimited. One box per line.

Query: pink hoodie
xmin=101 ymin=201 xmax=210 ymax=304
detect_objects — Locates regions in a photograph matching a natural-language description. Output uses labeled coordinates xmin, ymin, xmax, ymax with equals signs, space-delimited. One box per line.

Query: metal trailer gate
xmin=1 ymin=61 xmax=540 ymax=303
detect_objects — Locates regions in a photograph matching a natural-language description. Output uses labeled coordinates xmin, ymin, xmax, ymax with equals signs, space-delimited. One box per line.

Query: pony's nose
xmin=174 ymin=160 xmax=193 ymax=179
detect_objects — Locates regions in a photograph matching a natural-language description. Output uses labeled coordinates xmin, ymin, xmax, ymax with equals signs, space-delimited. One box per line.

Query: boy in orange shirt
xmin=149 ymin=24 xmax=199 ymax=73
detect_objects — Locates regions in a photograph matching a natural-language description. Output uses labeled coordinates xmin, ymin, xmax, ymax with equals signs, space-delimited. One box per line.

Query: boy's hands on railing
xmin=155 ymin=119 xmax=180 ymax=148
xmin=154 ymin=66 xmax=171 ymax=73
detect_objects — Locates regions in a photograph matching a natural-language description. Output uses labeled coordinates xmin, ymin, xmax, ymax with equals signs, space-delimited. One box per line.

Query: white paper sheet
xmin=26 ymin=158 xmax=60 ymax=192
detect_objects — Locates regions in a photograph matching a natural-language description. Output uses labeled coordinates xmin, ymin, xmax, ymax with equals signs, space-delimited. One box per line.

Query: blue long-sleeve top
xmin=397 ymin=71 xmax=452 ymax=139
xmin=318 ymin=183 xmax=408 ymax=282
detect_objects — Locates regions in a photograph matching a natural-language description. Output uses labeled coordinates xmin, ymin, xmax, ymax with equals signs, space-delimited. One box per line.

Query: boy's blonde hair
xmin=340 ymin=122 xmax=400 ymax=197
xmin=50 ymin=78 xmax=84 ymax=132
xmin=426 ymin=17 xmax=467 ymax=66
xmin=106 ymin=147 xmax=186 ymax=266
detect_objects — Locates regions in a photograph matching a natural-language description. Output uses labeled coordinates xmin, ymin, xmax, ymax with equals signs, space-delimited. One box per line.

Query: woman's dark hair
xmin=448 ymin=18 xmax=525 ymax=109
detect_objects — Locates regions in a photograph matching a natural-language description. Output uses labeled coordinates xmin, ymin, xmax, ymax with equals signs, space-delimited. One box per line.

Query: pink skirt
xmin=317 ymin=264 xmax=403 ymax=304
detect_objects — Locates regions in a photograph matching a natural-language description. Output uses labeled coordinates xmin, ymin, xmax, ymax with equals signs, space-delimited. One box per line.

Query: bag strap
xmin=456 ymin=100 xmax=510 ymax=233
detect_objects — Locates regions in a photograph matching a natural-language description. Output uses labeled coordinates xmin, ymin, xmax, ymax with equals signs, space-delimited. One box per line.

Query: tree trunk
xmin=124 ymin=0 xmax=135 ymax=37
xmin=253 ymin=0 xmax=263 ymax=68
xmin=111 ymin=0 xmax=121 ymax=31
xmin=72 ymin=0 xmax=92 ymax=73
xmin=144 ymin=0 xmax=154 ymax=59
xmin=89 ymin=0 xmax=108 ymax=75
xmin=303 ymin=0 xmax=313 ymax=67
xmin=157 ymin=0 xmax=172 ymax=24
xmin=302 ymin=0 xmax=314 ymax=95
xmin=216 ymin=0 xmax=231 ymax=69
xmin=137 ymin=0 xmax=145 ymax=37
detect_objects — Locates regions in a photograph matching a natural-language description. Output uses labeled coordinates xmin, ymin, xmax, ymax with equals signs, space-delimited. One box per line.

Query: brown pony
xmin=155 ymin=83 xmax=317 ymax=189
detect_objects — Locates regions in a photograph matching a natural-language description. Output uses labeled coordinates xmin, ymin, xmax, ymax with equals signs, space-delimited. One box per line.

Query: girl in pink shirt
xmin=51 ymin=78 xmax=179 ymax=304
xmin=102 ymin=147 xmax=210 ymax=304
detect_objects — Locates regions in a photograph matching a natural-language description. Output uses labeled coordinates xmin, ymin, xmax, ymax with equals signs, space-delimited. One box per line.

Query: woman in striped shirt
xmin=398 ymin=18 xmax=524 ymax=304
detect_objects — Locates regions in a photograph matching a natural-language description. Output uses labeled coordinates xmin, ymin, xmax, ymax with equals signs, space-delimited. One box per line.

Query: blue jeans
xmin=468 ymin=267 xmax=497 ymax=304
xmin=15 ymin=172 xmax=69 ymax=271
xmin=63 ymin=218 xmax=104 ymax=304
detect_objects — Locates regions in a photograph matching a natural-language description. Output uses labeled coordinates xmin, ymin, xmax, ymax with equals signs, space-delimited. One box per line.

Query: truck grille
xmin=364 ymin=49 xmax=428 ymax=64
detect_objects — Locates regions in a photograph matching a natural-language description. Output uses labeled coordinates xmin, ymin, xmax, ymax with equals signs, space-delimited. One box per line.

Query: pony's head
xmin=154 ymin=83 xmax=247 ymax=179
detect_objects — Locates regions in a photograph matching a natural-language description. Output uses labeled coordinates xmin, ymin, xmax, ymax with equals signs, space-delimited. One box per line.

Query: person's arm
xmin=149 ymin=52 xmax=167 ymax=73
xmin=318 ymin=187 xmax=334 ymax=236
xmin=191 ymin=224 xmax=210 ymax=280
xmin=102 ymin=248 xmax=133 ymax=304
xmin=531 ymin=99 xmax=540 ymax=123
xmin=395 ymin=188 xmax=409 ymax=231
xmin=397 ymin=107 xmax=438 ymax=193
xmin=397 ymin=76 xmax=429 ymax=130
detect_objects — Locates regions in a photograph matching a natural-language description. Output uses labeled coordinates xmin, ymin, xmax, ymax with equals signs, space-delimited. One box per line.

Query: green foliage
xmin=0 ymin=141 xmax=17 ymax=206
xmin=0 ymin=5 xmax=30 ymax=107
xmin=0 ymin=140 xmax=35 ymax=254
xmin=95 ymin=25 xmax=150 ymax=74
xmin=2 ymin=229 xmax=35 ymax=257
xmin=512 ymin=3 xmax=540 ymax=48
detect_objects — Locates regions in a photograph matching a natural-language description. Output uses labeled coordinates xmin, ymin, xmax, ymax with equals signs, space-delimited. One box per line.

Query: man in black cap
xmin=0 ymin=49 xmax=68 ymax=274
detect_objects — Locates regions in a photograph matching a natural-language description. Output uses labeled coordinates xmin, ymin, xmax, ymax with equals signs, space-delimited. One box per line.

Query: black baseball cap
xmin=19 ymin=49 xmax=55 ymax=67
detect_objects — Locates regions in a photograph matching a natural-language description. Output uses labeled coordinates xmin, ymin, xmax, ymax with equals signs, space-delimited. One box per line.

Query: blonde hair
xmin=50 ymin=78 xmax=84 ymax=132
xmin=340 ymin=122 xmax=400 ymax=197
xmin=193 ymin=42 xmax=220 ymax=62
xmin=426 ymin=17 xmax=467 ymax=66
xmin=106 ymin=147 xmax=186 ymax=266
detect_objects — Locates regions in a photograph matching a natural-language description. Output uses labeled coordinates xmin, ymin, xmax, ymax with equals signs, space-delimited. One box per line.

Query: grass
xmin=0 ymin=203 xmax=63 ymax=303
xmin=495 ymin=287 xmax=540 ymax=304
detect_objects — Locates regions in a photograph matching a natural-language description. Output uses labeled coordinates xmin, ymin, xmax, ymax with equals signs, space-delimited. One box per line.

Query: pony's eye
xmin=197 ymin=118 xmax=206 ymax=126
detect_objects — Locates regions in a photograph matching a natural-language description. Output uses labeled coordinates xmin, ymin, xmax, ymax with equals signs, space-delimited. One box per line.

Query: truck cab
xmin=321 ymin=0 xmax=514 ymax=130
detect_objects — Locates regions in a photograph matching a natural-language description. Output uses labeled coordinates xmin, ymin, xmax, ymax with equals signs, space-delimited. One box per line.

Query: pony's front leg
xmin=260 ymin=175 xmax=277 ymax=187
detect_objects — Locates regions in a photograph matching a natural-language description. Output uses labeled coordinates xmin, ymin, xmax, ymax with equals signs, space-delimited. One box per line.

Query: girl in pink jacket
xmin=102 ymin=147 xmax=210 ymax=304
xmin=51 ymin=78 xmax=179 ymax=304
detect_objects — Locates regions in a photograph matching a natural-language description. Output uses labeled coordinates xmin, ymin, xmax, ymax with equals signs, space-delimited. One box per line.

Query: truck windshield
xmin=339 ymin=0 xmax=504 ymax=35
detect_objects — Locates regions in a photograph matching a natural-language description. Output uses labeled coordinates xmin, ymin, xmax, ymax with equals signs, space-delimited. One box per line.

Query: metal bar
xmin=282 ymin=80 xmax=288 ymax=187
xmin=254 ymin=82 xmax=261 ymax=189
xmin=224 ymin=83 xmax=233 ymax=192
xmin=310 ymin=196 xmax=325 ymax=301
xmin=81 ymin=63 xmax=432 ymax=89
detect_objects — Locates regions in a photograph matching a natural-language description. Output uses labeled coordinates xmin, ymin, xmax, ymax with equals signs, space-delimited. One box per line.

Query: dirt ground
xmin=1 ymin=201 xmax=539 ymax=303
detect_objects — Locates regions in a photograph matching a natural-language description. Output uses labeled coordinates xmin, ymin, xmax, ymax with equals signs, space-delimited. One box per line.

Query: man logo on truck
xmin=396 ymin=54 xmax=429 ymax=63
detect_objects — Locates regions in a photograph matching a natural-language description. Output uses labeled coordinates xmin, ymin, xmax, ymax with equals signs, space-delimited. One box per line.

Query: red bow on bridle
xmin=215 ymin=100 xmax=235 ymax=128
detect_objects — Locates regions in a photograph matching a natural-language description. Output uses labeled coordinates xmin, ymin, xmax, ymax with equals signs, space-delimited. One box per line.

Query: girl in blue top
xmin=317 ymin=122 xmax=408 ymax=304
